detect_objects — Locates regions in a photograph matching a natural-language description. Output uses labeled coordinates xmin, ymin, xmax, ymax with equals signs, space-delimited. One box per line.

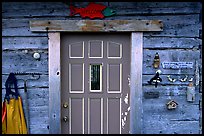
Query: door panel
xmin=61 ymin=33 xmax=130 ymax=134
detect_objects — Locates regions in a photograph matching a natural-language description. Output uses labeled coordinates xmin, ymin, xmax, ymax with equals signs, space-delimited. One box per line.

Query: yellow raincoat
xmin=2 ymin=96 xmax=28 ymax=134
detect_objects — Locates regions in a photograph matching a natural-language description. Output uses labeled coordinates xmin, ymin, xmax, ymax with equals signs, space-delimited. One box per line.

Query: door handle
xmin=63 ymin=116 xmax=68 ymax=122
xmin=63 ymin=102 xmax=68 ymax=108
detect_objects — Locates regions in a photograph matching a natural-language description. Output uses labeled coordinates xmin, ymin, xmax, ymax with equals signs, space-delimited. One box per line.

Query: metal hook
xmin=148 ymin=70 xmax=162 ymax=88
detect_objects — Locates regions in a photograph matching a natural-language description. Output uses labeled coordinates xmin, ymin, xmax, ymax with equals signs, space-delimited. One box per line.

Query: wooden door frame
xmin=30 ymin=20 xmax=163 ymax=134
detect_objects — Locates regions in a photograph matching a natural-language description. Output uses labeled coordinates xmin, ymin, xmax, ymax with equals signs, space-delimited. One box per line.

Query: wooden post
xmin=48 ymin=33 xmax=61 ymax=134
xmin=130 ymin=32 xmax=143 ymax=134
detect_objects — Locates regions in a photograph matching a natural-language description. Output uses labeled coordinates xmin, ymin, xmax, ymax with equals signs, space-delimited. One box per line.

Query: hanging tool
xmin=14 ymin=72 xmax=41 ymax=134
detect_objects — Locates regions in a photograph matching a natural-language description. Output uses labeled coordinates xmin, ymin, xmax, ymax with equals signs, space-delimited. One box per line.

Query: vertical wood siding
xmin=2 ymin=2 xmax=202 ymax=134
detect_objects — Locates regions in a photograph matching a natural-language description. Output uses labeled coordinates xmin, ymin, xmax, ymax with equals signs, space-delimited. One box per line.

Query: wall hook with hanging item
xmin=153 ymin=52 xmax=160 ymax=69
xmin=3 ymin=73 xmax=28 ymax=134
xmin=147 ymin=70 xmax=162 ymax=88
xmin=179 ymin=75 xmax=188 ymax=82
xmin=14 ymin=72 xmax=41 ymax=134
xmin=167 ymin=75 xmax=177 ymax=82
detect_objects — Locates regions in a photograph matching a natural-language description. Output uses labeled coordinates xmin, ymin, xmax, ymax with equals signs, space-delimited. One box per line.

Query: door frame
xmin=30 ymin=20 xmax=163 ymax=134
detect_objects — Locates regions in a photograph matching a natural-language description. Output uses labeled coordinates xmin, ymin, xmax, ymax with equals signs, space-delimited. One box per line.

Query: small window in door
xmin=90 ymin=64 xmax=102 ymax=92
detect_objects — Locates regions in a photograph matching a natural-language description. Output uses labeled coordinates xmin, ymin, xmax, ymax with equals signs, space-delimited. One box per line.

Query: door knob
xmin=63 ymin=102 xmax=68 ymax=108
xmin=63 ymin=116 xmax=68 ymax=122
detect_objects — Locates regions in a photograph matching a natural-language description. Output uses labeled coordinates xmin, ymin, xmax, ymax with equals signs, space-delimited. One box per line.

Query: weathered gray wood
xmin=109 ymin=2 xmax=201 ymax=8
xmin=2 ymin=19 xmax=47 ymax=36
xmin=2 ymin=75 xmax=48 ymax=88
xmin=48 ymin=33 xmax=61 ymax=134
xmin=130 ymin=32 xmax=143 ymax=134
xmin=1 ymin=74 xmax=195 ymax=89
xmin=2 ymin=36 xmax=201 ymax=50
xmin=2 ymin=37 xmax=48 ymax=50
xmin=143 ymin=120 xmax=199 ymax=134
xmin=143 ymin=37 xmax=201 ymax=49
xmin=30 ymin=125 xmax=49 ymax=134
xmin=2 ymin=49 xmax=200 ymax=75
xmin=143 ymin=49 xmax=200 ymax=74
xmin=3 ymin=14 xmax=201 ymax=37
xmin=143 ymin=94 xmax=200 ymax=134
xmin=143 ymin=100 xmax=199 ymax=121
xmin=30 ymin=20 xmax=163 ymax=32
xmin=143 ymin=85 xmax=198 ymax=96
xmin=2 ymin=50 xmax=48 ymax=74
xmin=114 ymin=7 xmax=201 ymax=16
xmin=2 ymin=2 xmax=202 ymax=134
xmin=109 ymin=14 xmax=201 ymax=37
xmin=2 ymin=2 xmax=201 ymax=18
xmin=143 ymin=75 xmax=196 ymax=86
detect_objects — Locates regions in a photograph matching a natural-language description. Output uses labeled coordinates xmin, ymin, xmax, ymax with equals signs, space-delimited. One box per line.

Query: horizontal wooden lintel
xmin=30 ymin=20 xmax=163 ymax=32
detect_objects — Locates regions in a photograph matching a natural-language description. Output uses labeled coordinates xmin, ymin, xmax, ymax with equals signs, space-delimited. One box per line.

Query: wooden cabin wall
xmin=2 ymin=2 xmax=202 ymax=134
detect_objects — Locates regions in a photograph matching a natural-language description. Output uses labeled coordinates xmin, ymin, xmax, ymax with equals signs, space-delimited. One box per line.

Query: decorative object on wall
xmin=186 ymin=82 xmax=195 ymax=102
xmin=147 ymin=69 xmax=162 ymax=88
xmin=166 ymin=100 xmax=178 ymax=110
xmin=167 ymin=75 xmax=177 ymax=82
xmin=167 ymin=75 xmax=194 ymax=83
xmin=188 ymin=77 xmax=194 ymax=82
xmin=162 ymin=62 xmax=193 ymax=69
xmin=179 ymin=75 xmax=188 ymax=82
xmin=69 ymin=2 xmax=116 ymax=19
xmin=153 ymin=52 xmax=160 ymax=68
xmin=144 ymin=91 xmax=160 ymax=99
xmin=33 ymin=52 xmax=41 ymax=61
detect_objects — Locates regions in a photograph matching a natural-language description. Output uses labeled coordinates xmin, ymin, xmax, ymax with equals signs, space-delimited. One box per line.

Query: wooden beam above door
xmin=30 ymin=20 xmax=163 ymax=32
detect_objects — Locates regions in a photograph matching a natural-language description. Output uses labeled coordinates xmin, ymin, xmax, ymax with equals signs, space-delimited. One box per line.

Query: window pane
xmin=90 ymin=64 xmax=101 ymax=91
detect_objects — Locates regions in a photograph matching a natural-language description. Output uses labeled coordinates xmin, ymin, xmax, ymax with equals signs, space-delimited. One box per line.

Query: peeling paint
xmin=121 ymin=106 xmax=130 ymax=129
xmin=124 ymin=93 xmax=129 ymax=104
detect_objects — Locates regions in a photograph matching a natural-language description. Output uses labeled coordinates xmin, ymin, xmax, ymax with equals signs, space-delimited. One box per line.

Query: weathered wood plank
xmin=143 ymin=49 xmax=200 ymax=74
xmin=2 ymin=36 xmax=201 ymax=50
xmin=109 ymin=2 xmax=201 ymax=8
xmin=109 ymin=14 xmax=201 ymax=37
xmin=30 ymin=124 xmax=49 ymax=134
xmin=2 ymin=19 xmax=47 ymax=36
xmin=2 ymin=50 xmax=48 ymax=74
xmin=2 ymin=75 xmax=48 ymax=88
xmin=2 ymin=49 xmax=200 ymax=75
xmin=2 ymin=88 xmax=49 ymax=106
xmin=130 ymin=32 xmax=143 ymax=134
xmin=3 ymin=14 xmax=200 ymax=37
xmin=48 ymin=33 xmax=61 ymax=134
xmin=143 ymin=75 xmax=196 ymax=86
xmin=2 ymin=2 xmax=201 ymax=18
xmin=1 ymin=74 xmax=196 ymax=89
xmin=2 ymin=37 xmax=48 ymax=50
xmin=143 ymin=95 xmax=200 ymax=134
xmin=143 ymin=102 xmax=199 ymax=121
xmin=143 ymin=120 xmax=199 ymax=134
xmin=143 ymin=85 xmax=198 ymax=97
xmin=143 ymin=37 xmax=201 ymax=49
xmin=114 ymin=7 xmax=201 ymax=16
xmin=30 ymin=20 xmax=163 ymax=32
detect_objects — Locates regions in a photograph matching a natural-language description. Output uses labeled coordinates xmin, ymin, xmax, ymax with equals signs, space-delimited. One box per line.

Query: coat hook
xmin=148 ymin=70 xmax=162 ymax=88
xmin=179 ymin=75 xmax=188 ymax=82
xmin=167 ymin=75 xmax=177 ymax=82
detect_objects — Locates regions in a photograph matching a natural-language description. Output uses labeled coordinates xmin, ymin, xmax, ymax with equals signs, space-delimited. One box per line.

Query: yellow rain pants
xmin=2 ymin=96 xmax=27 ymax=134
